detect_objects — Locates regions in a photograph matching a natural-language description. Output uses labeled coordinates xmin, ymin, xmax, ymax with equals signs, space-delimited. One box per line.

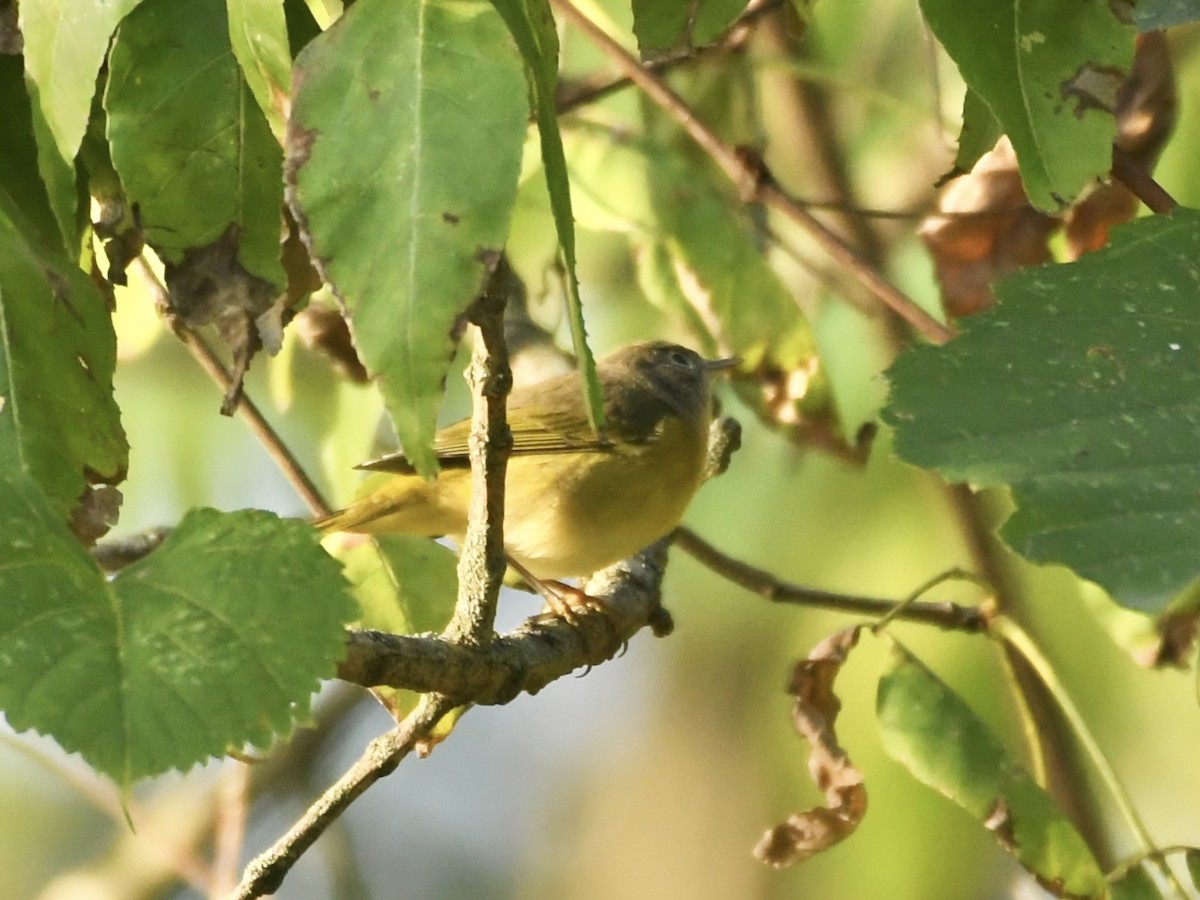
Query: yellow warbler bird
xmin=315 ymin=341 xmax=735 ymax=580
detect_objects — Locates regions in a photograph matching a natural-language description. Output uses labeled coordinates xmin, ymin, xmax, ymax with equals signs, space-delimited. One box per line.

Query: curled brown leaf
xmin=754 ymin=625 xmax=868 ymax=868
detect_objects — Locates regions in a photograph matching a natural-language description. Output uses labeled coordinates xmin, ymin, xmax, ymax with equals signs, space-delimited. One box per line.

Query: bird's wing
xmin=356 ymin=405 xmax=616 ymax=474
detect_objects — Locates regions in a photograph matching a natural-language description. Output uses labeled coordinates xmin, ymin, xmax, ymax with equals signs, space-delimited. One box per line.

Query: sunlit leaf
xmin=489 ymin=0 xmax=604 ymax=433
xmin=920 ymin=0 xmax=1134 ymax=210
xmin=0 ymin=491 xmax=357 ymax=782
xmin=287 ymin=0 xmax=525 ymax=476
xmin=18 ymin=0 xmax=143 ymax=162
xmin=877 ymin=641 xmax=1106 ymax=897
xmin=227 ymin=0 xmax=293 ymax=142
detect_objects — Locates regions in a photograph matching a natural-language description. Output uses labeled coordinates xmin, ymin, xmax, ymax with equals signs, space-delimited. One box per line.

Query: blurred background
xmin=8 ymin=1 xmax=1200 ymax=898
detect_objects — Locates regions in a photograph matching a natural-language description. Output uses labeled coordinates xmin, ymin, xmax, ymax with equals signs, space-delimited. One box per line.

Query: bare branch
xmin=339 ymin=539 xmax=673 ymax=699
xmin=132 ymin=257 xmax=331 ymax=517
xmin=231 ymin=693 xmax=455 ymax=899
xmin=443 ymin=255 xmax=513 ymax=645
xmin=673 ymin=526 xmax=987 ymax=632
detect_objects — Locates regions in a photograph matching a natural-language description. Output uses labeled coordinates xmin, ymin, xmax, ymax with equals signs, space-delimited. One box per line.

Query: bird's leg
xmin=506 ymin=557 xmax=606 ymax=623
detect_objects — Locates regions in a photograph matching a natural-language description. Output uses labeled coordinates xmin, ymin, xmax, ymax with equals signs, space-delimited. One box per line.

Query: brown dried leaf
xmin=920 ymin=137 xmax=1059 ymax=317
xmin=163 ymin=225 xmax=282 ymax=414
xmin=1064 ymin=31 xmax=1176 ymax=257
xmin=68 ymin=484 xmax=123 ymax=547
xmin=294 ymin=303 xmax=369 ymax=383
xmin=754 ymin=625 xmax=868 ymax=868
xmin=925 ymin=33 xmax=1176 ymax=316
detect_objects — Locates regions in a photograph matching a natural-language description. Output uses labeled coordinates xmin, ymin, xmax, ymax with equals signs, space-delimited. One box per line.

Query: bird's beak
xmin=704 ymin=356 xmax=740 ymax=373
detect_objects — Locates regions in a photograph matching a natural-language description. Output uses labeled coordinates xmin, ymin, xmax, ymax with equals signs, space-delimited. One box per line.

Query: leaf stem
xmin=991 ymin=615 xmax=1189 ymax=899
xmin=1111 ymin=146 xmax=1177 ymax=216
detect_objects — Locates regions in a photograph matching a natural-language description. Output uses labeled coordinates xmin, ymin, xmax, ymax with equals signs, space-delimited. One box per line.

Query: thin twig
xmin=549 ymin=0 xmax=956 ymax=346
xmin=555 ymin=0 xmax=784 ymax=114
xmin=1111 ymin=146 xmax=1178 ymax=215
xmin=231 ymin=693 xmax=455 ymax=899
xmin=210 ymin=764 xmax=250 ymax=898
xmin=131 ymin=257 xmax=331 ymax=517
xmin=673 ymin=526 xmax=987 ymax=631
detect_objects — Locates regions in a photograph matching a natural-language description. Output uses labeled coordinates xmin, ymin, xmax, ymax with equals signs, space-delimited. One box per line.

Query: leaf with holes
xmin=287 ymin=0 xmax=526 ymax=476
xmin=919 ymin=0 xmax=1134 ymax=210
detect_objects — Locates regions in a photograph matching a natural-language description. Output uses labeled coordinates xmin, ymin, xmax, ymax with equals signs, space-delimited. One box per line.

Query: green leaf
xmin=341 ymin=534 xmax=457 ymax=637
xmin=0 ymin=56 xmax=65 ymax=255
xmin=877 ymin=641 xmax=1106 ymax=898
xmin=336 ymin=533 xmax=456 ymax=721
xmin=489 ymin=0 xmax=605 ymax=433
xmin=954 ymin=88 xmax=1004 ymax=176
xmin=1108 ymin=865 xmax=1165 ymax=900
xmin=227 ymin=0 xmax=293 ymax=141
xmin=691 ymin=0 xmax=748 ymax=45
xmin=631 ymin=0 xmax=688 ymax=54
xmin=919 ymin=0 xmax=1134 ymax=210
xmin=885 ymin=210 xmax=1200 ymax=614
xmin=0 ymin=210 xmax=127 ymax=520
xmin=1133 ymin=0 xmax=1200 ymax=30
xmin=25 ymin=75 xmax=82 ymax=253
xmin=631 ymin=0 xmax=746 ymax=54
xmin=0 ymin=489 xmax=357 ymax=782
xmin=18 ymin=0 xmax=144 ymax=163
xmin=286 ymin=0 xmax=526 ymax=476
xmin=106 ymin=0 xmax=284 ymax=286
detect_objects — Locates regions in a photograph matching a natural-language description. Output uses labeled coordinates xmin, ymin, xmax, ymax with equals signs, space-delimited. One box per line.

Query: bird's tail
xmin=313 ymin=476 xmax=445 ymax=536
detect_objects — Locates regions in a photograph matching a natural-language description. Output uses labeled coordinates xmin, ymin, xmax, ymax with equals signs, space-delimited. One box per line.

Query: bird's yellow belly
xmin=498 ymin=421 xmax=707 ymax=579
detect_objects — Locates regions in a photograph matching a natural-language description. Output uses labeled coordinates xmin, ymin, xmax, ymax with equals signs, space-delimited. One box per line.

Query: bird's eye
xmin=668 ymin=348 xmax=694 ymax=368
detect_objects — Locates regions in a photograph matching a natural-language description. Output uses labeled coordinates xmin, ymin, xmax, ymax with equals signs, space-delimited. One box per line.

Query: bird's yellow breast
xmin=433 ymin=416 xmax=708 ymax=579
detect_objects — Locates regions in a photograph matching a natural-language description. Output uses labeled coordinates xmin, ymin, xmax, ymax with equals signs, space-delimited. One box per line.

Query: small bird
xmin=315 ymin=342 xmax=735 ymax=585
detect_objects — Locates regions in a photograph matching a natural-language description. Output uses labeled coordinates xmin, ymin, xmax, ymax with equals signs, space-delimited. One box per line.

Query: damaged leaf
xmin=286 ymin=0 xmax=526 ymax=477
xmin=0 ymin=207 xmax=127 ymax=528
xmin=920 ymin=0 xmax=1135 ymax=210
xmin=921 ymin=136 xmax=1059 ymax=318
xmin=923 ymin=34 xmax=1175 ymax=316
xmin=877 ymin=640 xmax=1105 ymax=898
xmin=754 ymin=625 xmax=868 ymax=868
xmin=889 ymin=210 xmax=1200 ymax=616
xmin=106 ymin=0 xmax=286 ymax=408
xmin=0 ymin=485 xmax=358 ymax=783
